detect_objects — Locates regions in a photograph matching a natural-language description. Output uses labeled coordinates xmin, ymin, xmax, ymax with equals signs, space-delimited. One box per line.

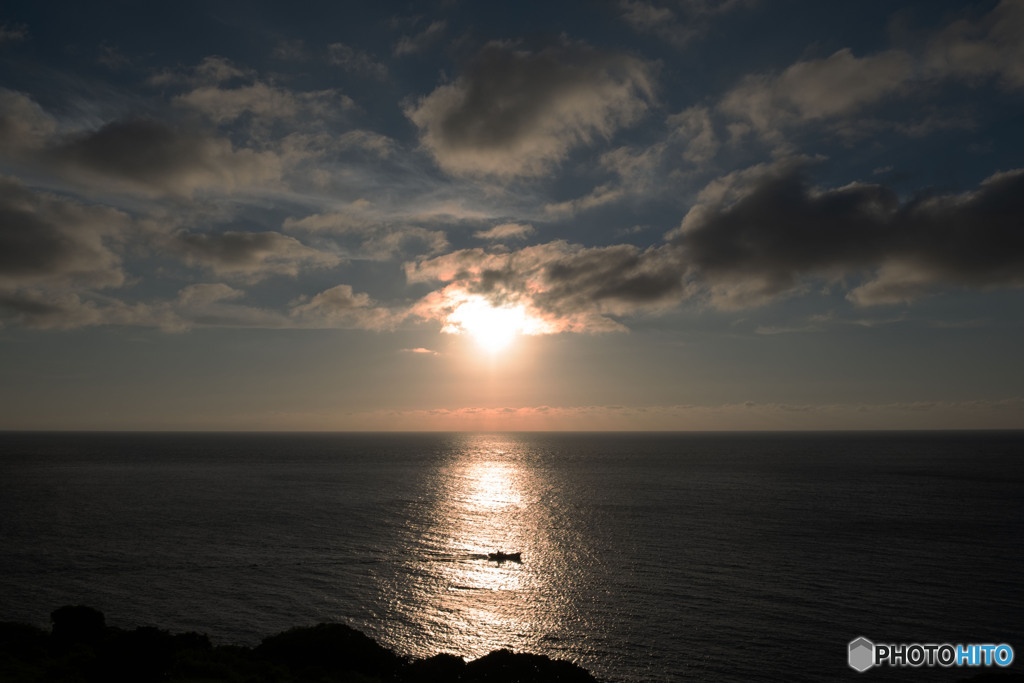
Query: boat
xmin=487 ymin=551 xmax=522 ymax=563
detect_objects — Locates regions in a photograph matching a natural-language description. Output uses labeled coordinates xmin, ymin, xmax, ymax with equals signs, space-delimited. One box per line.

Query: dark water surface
xmin=1 ymin=431 xmax=1021 ymax=681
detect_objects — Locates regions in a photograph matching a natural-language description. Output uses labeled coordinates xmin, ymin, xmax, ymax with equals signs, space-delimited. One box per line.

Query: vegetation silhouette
xmin=0 ymin=606 xmax=600 ymax=682
xmin=4 ymin=607 xmax=1023 ymax=682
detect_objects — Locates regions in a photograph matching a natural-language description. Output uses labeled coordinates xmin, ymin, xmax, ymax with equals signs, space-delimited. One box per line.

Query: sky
xmin=0 ymin=0 xmax=1022 ymax=430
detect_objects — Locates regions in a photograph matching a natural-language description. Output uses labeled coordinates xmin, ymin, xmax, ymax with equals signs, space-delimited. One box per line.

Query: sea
xmin=0 ymin=431 xmax=1021 ymax=682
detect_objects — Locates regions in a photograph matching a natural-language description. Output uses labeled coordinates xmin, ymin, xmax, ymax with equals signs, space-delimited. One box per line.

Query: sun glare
xmin=446 ymin=298 xmax=529 ymax=354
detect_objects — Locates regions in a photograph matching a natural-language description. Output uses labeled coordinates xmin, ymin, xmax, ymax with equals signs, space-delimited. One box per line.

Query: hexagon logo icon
xmin=848 ymin=637 xmax=875 ymax=672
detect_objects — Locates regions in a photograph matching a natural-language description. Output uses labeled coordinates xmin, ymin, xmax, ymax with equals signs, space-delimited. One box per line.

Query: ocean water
xmin=0 ymin=431 xmax=1021 ymax=682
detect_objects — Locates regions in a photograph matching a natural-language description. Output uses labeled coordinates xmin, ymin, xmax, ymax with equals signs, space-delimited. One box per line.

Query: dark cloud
xmin=0 ymin=290 xmax=105 ymax=329
xmin=0 ymin=176 xmax=129 ymax=289
xmin=47 ymin=119 xmax=282 ymax=196
xmin=538 ymin=244 xmax=684 ymax=314
xmin=671 ymin=161 xmax=1024 ymax=307
xmin=0 ymin=90 xmax=296 ymax=200
xmin=406 ymin=40 xmax=655 ymax=176
xmin=170 ymin=230 xmax=340 ymax=280
xmin=408 ymin=161 xmax=1024 ymax=333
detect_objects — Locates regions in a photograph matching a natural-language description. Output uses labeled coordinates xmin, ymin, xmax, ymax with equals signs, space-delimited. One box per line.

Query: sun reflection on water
xmin=382 ymin=434 xmax=570 ymax=662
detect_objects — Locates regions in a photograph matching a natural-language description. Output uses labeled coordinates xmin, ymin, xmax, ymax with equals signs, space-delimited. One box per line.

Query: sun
xmin=445 ymin=297 xmax=530 ymax=354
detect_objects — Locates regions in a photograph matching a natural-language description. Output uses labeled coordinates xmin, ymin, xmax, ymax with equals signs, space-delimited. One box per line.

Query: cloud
xmin=474 ymin=223 xmax=534 ymax=240
xmin=283 ymin=204 xmax=374 ymax=233
xmin=335 ymin=130 xmax=397 ymax=157
xmin=170 ymin=230 xmax=340 ymax=280
xmin=0 ymin=177 xmax=130 ymax=290
xmin=535 ymin=243 xmax=685 ymax=319
xmin=926 ymin=0 xmax=1024 ymax=88
xmin=175 ymin=82 xmax=354 ymax=125
xmin=720 ymin=48 xmax=914 ymax=142
xmin=148 ymin=56 xmax=254 ymax=87
xmin=335 ymin=397 xmax=1024 ymax=430
xmin=717 ymin=1 xmax=1024 ymax=145
xmin=670 ymin=160 xmax=1024 ymax=308
xmin=618 ymin=0 xmax=757 ymax=47
xmin=406 ymin=240 xmax=685 ymax=334
xmin=0 ymin=89 xmax=57 ymax=153
xmin=175 ymin=282 xmax=244 ymax=306
xmin=402 ymin=347 xmax=439 ymax=355
xmin=405 ymin=40 xmax=655 ymax=177
xmin=96 ymin=44 xmax=131 ymax=70
xmin=0 ymin=22 xmax=28 ymax=44
xmin=544 ymin=184 xmax=627 ymax=217
xmin=171 ymin=283 xmax=290 ymax=329
xmin=0 ymin=177 xmax=309 ymax=331
xmin=327 ymin=42 xmax=388 ymax=79
xmin=393 ymin=20 xmax=446 ymax=57
xmin=44 ymin=118 xmax=283 ymax=197
xmin=0 ymin=280 xmax=297 ymax=332
xmin=544 ymin=140 xmax=667 ymax=216
xmin=271 ymin=39 xmax=310 ymax=62
xmin=289 ymin=284 xmax=398 ymax=329
xmin=283 ymin=207 xmax=448 ymax=260
xmin=667 ymin=105 xmax=719 ymax=163
xmin=0 ymin=290 xmax=139 ymax=330
xmin=0 ymin=90 xmax=285 ymax=198
xmin=408 ymin=159 xmax=1024 ymax=333
xmin=619 ymin=1 xmax=676 ymax=33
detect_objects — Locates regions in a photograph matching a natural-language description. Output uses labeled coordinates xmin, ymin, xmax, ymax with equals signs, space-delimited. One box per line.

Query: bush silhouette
xmin=463 ymin=649 xmax=599 ymax=682
xmin=257 ymin=622 xmax=403 ymax=678
xmin=2 ymin=607 xmax=603 ymax=682
xmin=50 ymin=606 xmax=105 ymax=647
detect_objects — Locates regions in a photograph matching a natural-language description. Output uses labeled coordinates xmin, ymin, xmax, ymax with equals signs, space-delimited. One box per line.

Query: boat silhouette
xmin=487 ymin=551 xmax=522 ymax=563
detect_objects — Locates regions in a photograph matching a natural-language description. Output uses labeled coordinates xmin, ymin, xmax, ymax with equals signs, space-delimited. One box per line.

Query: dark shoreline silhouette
xmin=3 ymin=606 xmax=1023 ymax=682
xmin=0 ymin=605 xmax=600 ymax=682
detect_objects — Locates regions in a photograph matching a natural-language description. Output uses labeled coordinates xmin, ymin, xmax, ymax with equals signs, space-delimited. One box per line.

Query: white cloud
xmin=289 ymin=284 xmax=398 ymax=329
xmin=719 ymin=48 xmax=914 ymax=142
xmin=474 ymin=223 xmax=535 ymax=240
